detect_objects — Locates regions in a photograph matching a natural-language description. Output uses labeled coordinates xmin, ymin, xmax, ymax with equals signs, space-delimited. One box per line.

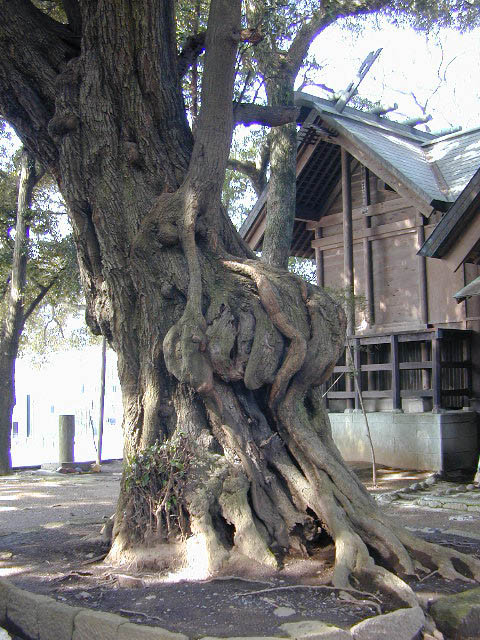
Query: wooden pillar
xmin=417 ymin=215 xmax=428 ymax=326
xmin=315 ymin=228 xmax=324 ymax=288
xmin=463 ymin=336 xmax=472 ymax=409
xmin=354 ymin=337 xmax=361 ymax=410
xmin=342 ymin=149 xmax=355 ymax=336
xmin=432 ymin=336 xmax=442 ymax=412
xmin=366 ymin=346 xmax=376 ymax=396
xmin=391 ymin=335 xmax=401 ymax=410
xmin=342 ymin=149 xmax=354 ymax=409
xmin=361 ymin=166 xmax=375 ymax=327
xmin=421 ymin=341 xmax=431 ymax=391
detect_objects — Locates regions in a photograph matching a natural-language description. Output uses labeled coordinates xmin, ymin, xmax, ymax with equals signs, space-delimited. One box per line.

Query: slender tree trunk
xmin=0 ymin=149 xmax=37 ymax=475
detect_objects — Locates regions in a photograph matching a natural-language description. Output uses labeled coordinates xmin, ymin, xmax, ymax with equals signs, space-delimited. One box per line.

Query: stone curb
xmin=0 ymin=578 xmax=429 ymax=640
xmin=375 ymin=474 xmax=480 ymax=511
xmin=0 ymin=579 xmax=187 ymax=640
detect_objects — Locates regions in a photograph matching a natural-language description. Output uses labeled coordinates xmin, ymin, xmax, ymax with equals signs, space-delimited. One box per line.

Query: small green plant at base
xmin=124 ymin=437 xmax=191 ymax=542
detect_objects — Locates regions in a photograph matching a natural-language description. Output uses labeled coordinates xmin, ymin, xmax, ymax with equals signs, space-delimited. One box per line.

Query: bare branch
xmin=258 ymin=135 xmax=271 ymax=179
xmin=23 ymin=273 xmax=61 ymax=324
xmin=236 ymin=70 xmax=254 ymax=106
xmin=286 ymin=11 xmax=330 ymax=76
xmin=177 ymin=32 xmax=206 ymax=78
xmin=234 ymin=103 xmax=299 ymax=128
xmin=297 ymin=80 xmax=334 ymax=94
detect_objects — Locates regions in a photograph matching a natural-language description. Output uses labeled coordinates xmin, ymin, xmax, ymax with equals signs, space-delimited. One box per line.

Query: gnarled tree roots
xmin=109 ymin=260 xmax=480 ymax=606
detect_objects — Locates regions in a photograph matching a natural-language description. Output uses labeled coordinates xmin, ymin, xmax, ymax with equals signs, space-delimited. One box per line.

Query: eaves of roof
xmin=418 ymin=166 xmax=480 ymax=259
xmin=295 ymin=94 xmax=451 ymax=210
xmin=315 ymin=112 xmax=439 ymax=215
xmin=240 ymin=93 xmax=479 ymax=240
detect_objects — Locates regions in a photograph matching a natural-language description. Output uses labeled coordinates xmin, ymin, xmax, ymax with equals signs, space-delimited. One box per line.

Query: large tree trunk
xmin=0 ymin=150 xmax=36 ymax=474
xmin=1 ymin=0 xmax=479 ymax=602
xmin=261 ymin=80 xmax=297 ymax=270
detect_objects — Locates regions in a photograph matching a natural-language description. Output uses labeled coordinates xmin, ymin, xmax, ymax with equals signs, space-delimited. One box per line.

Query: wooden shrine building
xmin=240 ymin=92 xmax=480 ymax=473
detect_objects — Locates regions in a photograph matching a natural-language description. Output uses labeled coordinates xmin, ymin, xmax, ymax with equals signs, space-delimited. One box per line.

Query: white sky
xmin=306 ymin=17 xmax=480 ymax=131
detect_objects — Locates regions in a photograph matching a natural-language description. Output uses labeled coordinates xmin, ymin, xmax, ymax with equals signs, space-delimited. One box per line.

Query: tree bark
xmin=0 ymin=149 xmax=37 ymax=474
xmin=0 ymin=0 xmax=479 ymax=601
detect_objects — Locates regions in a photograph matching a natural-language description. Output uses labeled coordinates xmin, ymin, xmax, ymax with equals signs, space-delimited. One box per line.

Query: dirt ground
xmin=1 ymin=461 xmax=479 ymax=638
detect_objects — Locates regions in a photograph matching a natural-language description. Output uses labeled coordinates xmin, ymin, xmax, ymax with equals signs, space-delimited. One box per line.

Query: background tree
xmin=0 ymin=0 xmax=479 ymax=603
xmin=0 ymin=139 xmax=79 ymax=474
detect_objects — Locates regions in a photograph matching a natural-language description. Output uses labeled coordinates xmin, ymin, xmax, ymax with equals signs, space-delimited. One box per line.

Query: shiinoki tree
xmin=1 ymin=0 xmax=479 ymax=603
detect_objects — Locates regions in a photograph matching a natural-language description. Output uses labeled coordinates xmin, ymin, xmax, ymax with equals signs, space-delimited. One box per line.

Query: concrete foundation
xmin=329 ymin=410 xmax=479 ymax=472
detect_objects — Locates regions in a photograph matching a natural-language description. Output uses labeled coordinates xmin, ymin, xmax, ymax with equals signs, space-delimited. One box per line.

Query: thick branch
xmin=285 ymin=11 xmax=330 ymax=76
xmin=0 ymin=0 xmax=79 ymax=169
xmin=286 ymin=1 xmax=393 ymax=76
xmin=234 ymin=103 xmax=299 ymax=128
xmin=177 ymin=32 xmax=206 ymax=78
xmin=61 ymin=0 xmax=82 ymax=36
xmin=11 ymin=0 xmax=81 ymax=47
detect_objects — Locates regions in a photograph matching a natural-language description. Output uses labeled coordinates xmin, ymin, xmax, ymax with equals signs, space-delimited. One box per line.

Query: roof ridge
xmin=295 ymin=92 xmax=435 ymax=143
xmin=421 ymin=125 xmax=480 ymax=147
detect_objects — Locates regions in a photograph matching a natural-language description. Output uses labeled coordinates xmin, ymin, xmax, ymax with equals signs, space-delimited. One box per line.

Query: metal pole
xmin=96 ymin=336 xmax=107 ymax=466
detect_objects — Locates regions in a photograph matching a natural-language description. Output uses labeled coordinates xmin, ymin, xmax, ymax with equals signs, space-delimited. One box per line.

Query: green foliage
xmin=175 ymin=0 xmax=480 ymax=232
xmin=0 ymin=122 xmax=14 ymax=165
xmin=223 ymin=167 xmax=256 ymax=229
xmin=223 ymin=127 xmax=265 ymax=227
xmin=30 ymin=1 xmax=66 ymax=23
xmin=381 ymin=0 xmax=480 ymax=32
xmin=124 ymin=438 xmax=192 ymax=541
xmin=287 ymin=256 xmax=316 ymax=283
xmin=0 ymin=133 xmax=83 ymax=355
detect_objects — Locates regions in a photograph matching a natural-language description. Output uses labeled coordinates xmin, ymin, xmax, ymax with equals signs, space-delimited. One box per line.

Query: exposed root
xmin=235 ymin=583 xmax=382 ymax=603
xmin=219 ymin=473 xmax=278 ymax=568
xmin=201 ymin=576 xmax=275 ymax=585
xmin=357 ymin=565 xmax=418 ymax=607
xmin=394 ymin=526 xmax=480 ymax=583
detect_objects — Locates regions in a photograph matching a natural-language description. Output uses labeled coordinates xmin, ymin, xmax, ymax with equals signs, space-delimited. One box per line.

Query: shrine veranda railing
xmin=322 ymin=328 xmax=472 ymax=412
